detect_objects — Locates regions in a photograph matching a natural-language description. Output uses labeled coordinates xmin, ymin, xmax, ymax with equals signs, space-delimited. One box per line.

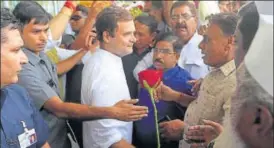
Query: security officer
xmin=0 ymin=8 xmax=50 ymax=148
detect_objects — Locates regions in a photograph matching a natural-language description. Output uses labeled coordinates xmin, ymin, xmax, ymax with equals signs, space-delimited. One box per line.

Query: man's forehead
xmin=134 ymin=21 xmax=150 ymax=32
xmin=207 ymin=23 xmax=224 ymax=37
xmin=117 ymin=21 xmax=135 ymax=32
xmin=4 ymin=29 xmax=23 ymax=48
xmin=172 ymin=5 xmax=192 ymax=15
xmin=156 ymin=41 xmax=173 ymax=48
xmin=25 ymin=19 xmax=49 ymax=30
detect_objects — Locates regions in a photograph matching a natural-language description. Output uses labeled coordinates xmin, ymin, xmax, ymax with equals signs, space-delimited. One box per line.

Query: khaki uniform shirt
xmin=179 ymin=60 xmax=236 ymax=148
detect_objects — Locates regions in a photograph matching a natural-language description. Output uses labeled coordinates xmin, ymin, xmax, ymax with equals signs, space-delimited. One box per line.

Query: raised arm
xmin=162 ymin=1 xmax=174 ymax=27
xmin=49 ymin=1 xmax=78 ymax=40
xmin=70 ymin=1 xmax=105 ymax=50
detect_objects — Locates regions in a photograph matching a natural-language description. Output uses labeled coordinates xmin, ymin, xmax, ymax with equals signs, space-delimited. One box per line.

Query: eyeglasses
xmin=153 ymin=48 xmax=176 ymax=55
xmin=171 ymin=14 xmax=194 ymax=21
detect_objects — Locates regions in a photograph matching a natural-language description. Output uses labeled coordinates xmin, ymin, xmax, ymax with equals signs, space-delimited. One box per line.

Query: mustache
xmin=175 ymin=23 xmax=187 ymax=29
xmin=154 ymin=59 xmax=164 ymax=64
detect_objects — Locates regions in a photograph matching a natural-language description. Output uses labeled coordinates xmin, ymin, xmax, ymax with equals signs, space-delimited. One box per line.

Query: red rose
xmin=138 ymin=69 xmax=163 ymax=88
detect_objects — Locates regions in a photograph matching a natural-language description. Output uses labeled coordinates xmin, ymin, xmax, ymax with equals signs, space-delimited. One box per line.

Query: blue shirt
xmin=134 ymin=65 xmax=193 ymax=147
xmin=1 ymin=84 xmax=49 ymax=148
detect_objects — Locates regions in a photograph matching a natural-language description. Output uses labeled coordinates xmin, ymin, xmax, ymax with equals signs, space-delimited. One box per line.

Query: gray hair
xmin=236 ymin=64 xmax=273 ymax=114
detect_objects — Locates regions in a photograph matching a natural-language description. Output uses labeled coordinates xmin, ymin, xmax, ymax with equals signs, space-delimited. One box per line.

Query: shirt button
xmin=40 ymin=60 xmax=46 ymax=65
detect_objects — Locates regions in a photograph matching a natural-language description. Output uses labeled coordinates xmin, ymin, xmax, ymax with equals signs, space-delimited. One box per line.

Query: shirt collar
xmin=186 ymin=31 xmax=203 ymax=46
xmin=218 ymin=60 xmax=236 ymax=76
xmin=22 ymin=48 xmax=47 ymax=66
xmin=133 ymin=46 xmax=152 ymax=56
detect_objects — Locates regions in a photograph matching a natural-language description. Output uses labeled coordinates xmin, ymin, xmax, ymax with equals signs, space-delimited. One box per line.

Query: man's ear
xmin=225 ymin=36 xmax=235 ymax=52
xmin=253 ymin=105 xmax=273 ymax=136
xmin=102 ymin=31 xmax=111 ymax=43
xmin=149 ymin=32 xmax=157 ymax=46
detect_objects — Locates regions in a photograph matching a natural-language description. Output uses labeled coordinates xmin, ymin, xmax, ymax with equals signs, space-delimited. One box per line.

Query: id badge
xmin=18 ymin=128 xmax=37 ymax=148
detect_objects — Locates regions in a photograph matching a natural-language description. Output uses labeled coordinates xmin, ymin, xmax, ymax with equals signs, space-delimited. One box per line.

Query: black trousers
xmin=65 ymin=64 xmax=84 ymax=148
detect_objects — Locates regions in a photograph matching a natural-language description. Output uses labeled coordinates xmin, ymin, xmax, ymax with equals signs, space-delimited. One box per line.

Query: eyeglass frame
xmin=171 ymin=13 xmax=195 ymax=22
xmin=153 ymin=48 xmax=177 ymax=55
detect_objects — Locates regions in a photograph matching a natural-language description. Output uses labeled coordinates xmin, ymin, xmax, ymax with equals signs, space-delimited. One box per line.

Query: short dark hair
xmin=134 ymin=15 xmax=158 ymax=33
xmin=154 ymin=31 xmax=183 ymax=53
xmin=76 ymin=5 xmax=89 ymax=16
xmin=1 ymin=8 xmax=19 ymax=44
xmin=238 ymin=2 xmax=259 ymax=52
xmin=170 ymin=1 xmax=197 ymax=17
xmin=210 ymin=13 xmax=239 ymax=36
xmin=95 ymin=6 xmax=133 ymax=42
xmin=13 ymin=1 xmax=50 ymax=28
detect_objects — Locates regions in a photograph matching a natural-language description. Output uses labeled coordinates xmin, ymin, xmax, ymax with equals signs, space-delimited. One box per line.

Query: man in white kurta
xmin=81 ymin=48 xmax=132 ymax=148
xmin=80 ymin=5 xmax=137 ymax=148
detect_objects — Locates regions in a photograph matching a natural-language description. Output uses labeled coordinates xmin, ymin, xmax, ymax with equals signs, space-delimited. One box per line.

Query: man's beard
xmin=214 ymin=110 xmax=248 ymax=148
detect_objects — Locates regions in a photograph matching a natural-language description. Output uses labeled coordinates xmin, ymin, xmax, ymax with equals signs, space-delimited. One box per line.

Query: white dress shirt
xmin=177 ymin=32 xmax=209 ymax=79
xmin=81 ymin=48 xmax=133 ymax=148
xmin=133 ymin=32 xmax=209 ymax=81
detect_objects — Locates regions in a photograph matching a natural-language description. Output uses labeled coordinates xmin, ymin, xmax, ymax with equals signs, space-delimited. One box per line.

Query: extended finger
xmin=123 ymin=99 xmax=139 ymax=104
xmin=131 ymin=105 xmax=149 ymax=112
xmin=188 ymin=125 xmax=202 ymax=130
xmin=129 ymin=110 xmax=148 ymax=117
xmin=159 ymin=122 xmax=168 ymax=128
xmin=186 ymin=135 xmax=204 ymax=140
xmin=185 ymin=129 xmax=204 ymax=137
xmin=159 ymin=126 xmax=167 ymax=134
xmin=85 ymin=33 xmax=91 ymax=47
xmin=203 ymin=120 xmax=223 ymax=133
xmin=187 ymin=80 xmax=197 ymax=85
xmin=155 ymin=82 xmax=163 ymax=99
xmin=128 ymin=114 xmax=147 ymax=121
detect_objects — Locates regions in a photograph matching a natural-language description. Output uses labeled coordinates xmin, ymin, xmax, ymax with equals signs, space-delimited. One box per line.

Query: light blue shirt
xmin=177 ymin=32 xmax=209 ymax=79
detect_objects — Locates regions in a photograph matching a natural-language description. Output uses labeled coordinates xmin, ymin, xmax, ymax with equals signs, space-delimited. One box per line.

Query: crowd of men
xmin=0 ymin=1 xmax=273 ymax=148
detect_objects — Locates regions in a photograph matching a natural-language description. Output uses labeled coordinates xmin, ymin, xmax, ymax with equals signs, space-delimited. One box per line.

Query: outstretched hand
xmin=187 ymin=78 xmax=203 ymax=96
xmin=113 ymin=99 xmax=148 ymax=122
xmin=153 ymin=81 xmax=180 ymax=102
xmin=185 ymin=120 xmax=223 ymax=147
